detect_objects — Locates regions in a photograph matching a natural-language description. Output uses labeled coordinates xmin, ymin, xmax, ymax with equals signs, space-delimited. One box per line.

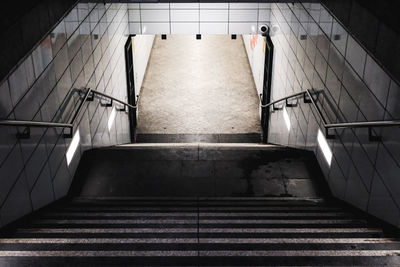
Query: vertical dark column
xmin=261 ymin=34 xmax=274 ymax=143
xmin=124 ymin=34 xmax=136 ymax=142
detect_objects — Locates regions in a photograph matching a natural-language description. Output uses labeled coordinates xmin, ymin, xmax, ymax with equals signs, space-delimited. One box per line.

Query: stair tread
xmin=1 ymin=198 xmax=396 ymax=266
xmin=1 ymin=250 xmax=400 ymax=257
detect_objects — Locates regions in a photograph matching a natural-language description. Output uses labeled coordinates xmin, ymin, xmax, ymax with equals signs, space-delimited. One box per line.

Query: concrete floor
xmin=72 ymin=144 xmax=326 ymax=198
xmin=136 ymin=35 xmax=261 ymax=134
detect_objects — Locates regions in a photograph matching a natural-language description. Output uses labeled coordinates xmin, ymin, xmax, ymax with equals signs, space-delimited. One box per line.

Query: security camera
xmin=259 ymin=25 xmax=269 ymax=35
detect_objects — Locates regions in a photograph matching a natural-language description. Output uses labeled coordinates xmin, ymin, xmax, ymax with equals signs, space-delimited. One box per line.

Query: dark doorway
xmin=261 ymin=34 xmax=274 ymax=143
xmin=124 ymin=35 xmax=136 ymax=142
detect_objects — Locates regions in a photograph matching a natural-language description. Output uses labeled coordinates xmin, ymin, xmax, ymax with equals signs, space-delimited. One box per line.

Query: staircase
xmin=1 ymin=197 xmax=400 ymax=266
xmin=0 ymin=144 xmax=399 ymax=266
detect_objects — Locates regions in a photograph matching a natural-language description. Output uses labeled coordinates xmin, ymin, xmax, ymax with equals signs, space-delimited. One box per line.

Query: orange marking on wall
xmin=250 ymin=34 xmax=258 ymax=50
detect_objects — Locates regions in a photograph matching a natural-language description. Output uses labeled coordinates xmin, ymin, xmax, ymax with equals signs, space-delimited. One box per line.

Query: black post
xmin=261 ymin=32 xmax=274 ymax=143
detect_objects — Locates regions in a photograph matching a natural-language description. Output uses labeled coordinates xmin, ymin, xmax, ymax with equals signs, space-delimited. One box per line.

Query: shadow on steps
xmin=69 ymin=144 xmax=331 ymax=199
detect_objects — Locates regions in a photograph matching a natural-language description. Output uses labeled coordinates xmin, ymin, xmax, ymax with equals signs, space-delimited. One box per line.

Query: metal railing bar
xmin=0 ymin=120 xmax=71 ymax=128
xmin=0 ymin=88 xmax=137 ymax=139
xmin=261 ymin=88 xmax=400 ymax=141
xmin=326 ymin=120 xmax=400 ymax=129
xmin=68 ymin=88 xmax=93 ymax=125
xmin=260 ymin=91 xmax=305 ymax=108
xmin=91 ymin=89 xmax=136 ymax=110
xmin=304 ymin=89 xmax=329 ymax=126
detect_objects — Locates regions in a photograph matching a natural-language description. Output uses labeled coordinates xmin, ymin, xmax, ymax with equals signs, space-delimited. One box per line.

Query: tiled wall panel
xmin=127 ymin=3 xmax=271 ymax=35
xmin=267 ymin=3 xmax=400 ymax=227
xmin=0 ymin=3 xmax=130 ymax=227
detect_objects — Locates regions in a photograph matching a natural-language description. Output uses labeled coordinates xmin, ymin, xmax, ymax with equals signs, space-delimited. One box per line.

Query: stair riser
xmin=1 ymin=256 xmax=399 ymax=266
xmin=7 ymin=233 xmax=385 ymax=239
xmin=73 ymin=147 xmax=326 ymax=198
xmin=1 ymin=243 xmax=400 ymax=251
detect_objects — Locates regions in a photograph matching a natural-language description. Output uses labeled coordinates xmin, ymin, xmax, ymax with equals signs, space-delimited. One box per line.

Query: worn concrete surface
xmin=136 ymin=35 xmax=261 ymax=134
xmin=71 ymin=144 xmax=329 ymax=198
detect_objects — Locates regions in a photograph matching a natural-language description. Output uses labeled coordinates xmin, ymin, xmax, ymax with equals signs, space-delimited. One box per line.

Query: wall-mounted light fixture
xmin=283 ymin=107 xmax=291 ymax=131
xmin=108 ymin=107 xmax=117 ymax=131
xmin=317 ymin=129 xmax=332 ymax=166
xmin=66 ymin=129 xmax=80 ymax=166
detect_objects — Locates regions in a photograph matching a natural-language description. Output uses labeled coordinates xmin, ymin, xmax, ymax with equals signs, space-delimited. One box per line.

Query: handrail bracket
xmin=17 ymin=127 xmax=30 ymax=139
xmin=117 ymin=105 xmax=126 ymax=112
xmin=285 ymin=98 xmax=298 ymax=108
xmin=259 ymin=88 xmax=399 ymax=142
xmin=87 ymin=92 xmax=94 ymax=101
xmin=0 ymin=87 xmax=137 ymax=140
xmin=325 ymin=128 xmax=335 ymax=140
xmin=272 ymin=104 xmax=283 ymax=111
xmin=101 ymin=98 xmax=113 ymax=107
xmin=368 ymin=128 xmax=382 ymax=142
xmin=63 ymin=127 xmax=73 ymax=138
xmin=303 ymin=93 xmax=312 ymax=103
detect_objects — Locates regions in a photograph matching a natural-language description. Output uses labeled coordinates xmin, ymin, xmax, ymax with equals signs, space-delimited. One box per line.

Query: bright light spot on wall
xmin=142 ymin=26 xmax=146 ymax=34
xmin=317 ymin=129 xmax=332 ymax=166
xmin=272 ymin=24 xmax=280 ymax=33
xmin=251 ymin=25 xmax=256 ymax=33
xmin=66 ymin=129 xmax=80 ymax=166
xmin=283 ymin=107 xmax=291 ymax=131
xmin=108 ymin=107 xmax=117 ymax=131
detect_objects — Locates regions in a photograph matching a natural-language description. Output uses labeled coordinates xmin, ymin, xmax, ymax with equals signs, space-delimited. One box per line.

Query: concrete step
xmin=71 ymin=143 xmax=329 ymax=198
xmin=135 ymin=133 xmax=262 ymax=143
xmin=1 ymin=198 xmax=396 ymax=266
xmin=1 ymin=250 xmax=400 ymax=266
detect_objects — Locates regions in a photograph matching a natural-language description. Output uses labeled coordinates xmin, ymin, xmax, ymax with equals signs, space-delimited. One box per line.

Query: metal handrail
xmin=0 ymin=88 xmax=136 ymax=139
xmin=260 ymin=91 xmax=305 ymax=109
xmin=261 ymin=88 xmax=400 ymax=141
xmin=91 ymin=89 xmax=136 ymax=110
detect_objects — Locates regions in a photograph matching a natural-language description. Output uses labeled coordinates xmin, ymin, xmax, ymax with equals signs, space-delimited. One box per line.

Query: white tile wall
xmin=127 ymin=3 xmax=139 ymax=9
xmin=229 ymin=23 xmax=258 ymax=34
xmin=171 ymin=23 xmax=199 ymax=34
xmin=171 ymin=10 xmax=199 ymax=22
xmin=128 ymin=9 xmax=140 ymax=22
xmin=229 ymin=3 xmax=259 ymax=9
xmin=259 ymin=9 xmax=271 ymax=21
xmin=170 ymin=3 xmax=199 ymax=9
xmin=200 ymin=3 xmax=228 ymax=9
xmin=267 ymin=2 xmax=400 ymax=228
xmin=229 ymin=10 xmax=258 ymax=22
xmin=200 ymin=10 xmax=228 ymax=22
xmin=200 ymin=23 xmax=228 ymax=34
xmin=127 ymin=3 xmax=271 ymax=34
xmin=0 ymin=3 xmax=131 ymax=227
xmin=129 ymin=23 xmax=141 ymax=34
xmin=140 ymin=3 xmax=169 ymax=10
xmin=141 ymin=10 xmax=169 ymax=22
xmin=141 ymin=23 xmax=169 ymax=34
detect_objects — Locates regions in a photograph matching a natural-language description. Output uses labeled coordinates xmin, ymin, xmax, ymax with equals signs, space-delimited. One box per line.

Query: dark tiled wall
xmin=0 ymin=3 xmax=130 ymax=227
xmin=322 ymin=0 xmax=400 ymax=90
xmin=0 ymin=0 xmax=78 ymax=84
xmin=268 ymin=3 xmax=400 ymax=227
